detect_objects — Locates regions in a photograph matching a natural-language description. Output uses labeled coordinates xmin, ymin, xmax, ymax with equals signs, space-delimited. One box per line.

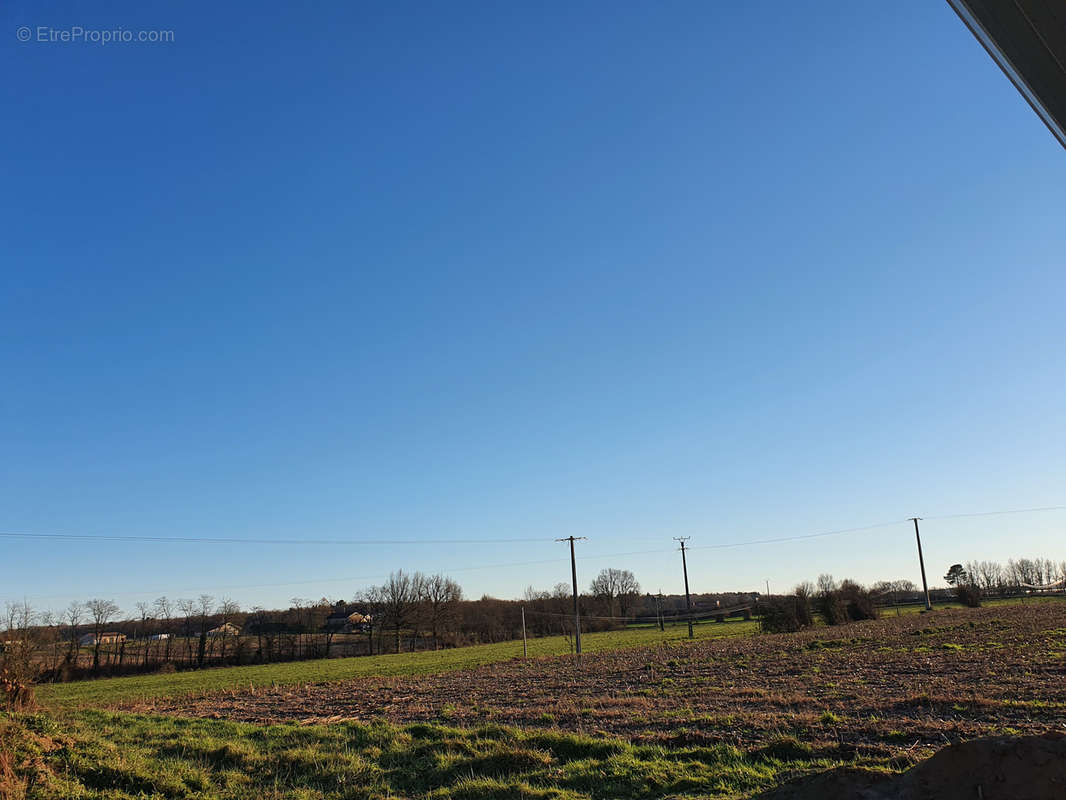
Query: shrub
xmin=955 ymin=583 xmax=982 ymax=608
xmin=838 ymin=580 xmax=878 ymax=622
xmin=760 ymin=595 xmax=813 ymax=633
xmin=0 ymin=668 xmax=35 ymax=711
xmin=818 ymin=590 xmax=849 ymax=625
xmin=817 ymin=578 xmax=878 ymax=625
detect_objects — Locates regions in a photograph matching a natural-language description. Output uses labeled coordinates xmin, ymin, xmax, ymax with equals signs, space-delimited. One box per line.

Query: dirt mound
xmin=758 ymin=733 xmax=1066 ymax=800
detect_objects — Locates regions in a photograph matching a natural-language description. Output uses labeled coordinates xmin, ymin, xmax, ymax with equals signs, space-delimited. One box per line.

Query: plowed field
xmin=128 ymin=603 xmax=1066 ymax=758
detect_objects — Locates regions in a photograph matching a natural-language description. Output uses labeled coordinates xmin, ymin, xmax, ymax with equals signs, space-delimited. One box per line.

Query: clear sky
xmin=3 ymin=1 xmax=1064 ymax=616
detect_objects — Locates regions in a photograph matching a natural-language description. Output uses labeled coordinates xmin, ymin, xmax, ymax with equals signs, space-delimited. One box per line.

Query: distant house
xmin=147 ymin=633 xmax=170 ymax=641
xmin=346 ymin=612 xmax=371 ymax=633
xmin=206 ymin=622 xmax=240 ymax=637
xmin=78 ymin=632 xmax=126 ymax=647
xmin=322 ymin=599 xmax=372 ymax=633
xmin=325 ymin=606 xmax=351 ymax=631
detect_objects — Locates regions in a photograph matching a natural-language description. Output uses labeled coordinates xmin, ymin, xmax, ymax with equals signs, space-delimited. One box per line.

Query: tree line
xmin=5 ymin=555 xmax=1062 ymax=690
xmin=761 ymin=554 xmax=1066 ymax=633
xmin=1 ymin=567 xmax=661 ymax=684
xmin=947 ymin=557 xmax=1066 ymax=594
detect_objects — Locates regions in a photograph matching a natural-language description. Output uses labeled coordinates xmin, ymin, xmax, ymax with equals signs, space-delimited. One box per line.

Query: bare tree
xmin=255 ymin=607 xmax=283 ymax=663
xmin=177 ymin=598 xmax=197 ymax=664
xmin=589 ymin=568 xmax=640 ymax=618
xmin=1037 ymin=558 xmax=1058 ymax=587
xmin=41 ymin=611 xmax=63 ymax=676
xmin=84 ymin=598 xmax=120 ymax=673
xmin=1008 ymin=558 xmax=1039 ymax=588
xmin=1 ymin=601 xmax=41 ymax=706
xmin=408 ymin=574 xmax=430 ymax=650
xmin=318 ymin=599 xmax=340 ymax=658
xmin=615 ymin=571 xmax=641 ymax=617
xmin=590 ymin=569 xmax=620 ymax=615
xmin=289 ymin=598 xmax=314 ymax=659
xmin=194 ymin=594 xmax=214 ymax=668
xmin=379 ymin=571 xmax=421 ymax=654
xmin=524 ymin=585 xmax=548 ymax=602
xmin=423 ymin=574 xmax=463 ymax=649
xmin=870 ymin=579 xmax=919 ymax=614
xmin=218 ymin=598 xmax=240 ymax=663
xmin=966 ymin=561 xmax=1003 ymax=593
xmin=359 ymin=586 xmax=385 ymax=656
xmin=153 ymin=596 xmax=173 ymax=663
xmin=816 ymin=574 xmax=838 ymax=596
xmin=135 ymin=602 xmax=153 ymax=667
xmin=64 ymin=601 xmax=83 ymax=665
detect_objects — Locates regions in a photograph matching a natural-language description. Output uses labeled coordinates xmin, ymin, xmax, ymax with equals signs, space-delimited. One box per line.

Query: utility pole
xmin=521 ymin=607 xmax=527 ymax=659
xmin=656 ymin=590 xmax=664 ymax=631
xmin=910 ymin=517 xmax=933 ymax=611
xmin=556 ymin=536 xmax=587 ymax=654
xmin=674 ymin=537 xmax=694 ymax=639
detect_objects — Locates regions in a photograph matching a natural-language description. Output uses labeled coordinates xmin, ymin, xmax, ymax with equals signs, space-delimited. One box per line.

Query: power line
xmin=0 ymin=531 xmax=554 ymax=545
xmin=687 ymin=519 xmax=906 ymax=550
xmin=17 ymin=556 xmax=572 ymax=602
xmin=2 ymin=504 xmax=1062 ymax=549
xmin=7 ymin=504 xmax=1065 ymax=604
xmin=921 ymin=504 xmax=1066 ymax=521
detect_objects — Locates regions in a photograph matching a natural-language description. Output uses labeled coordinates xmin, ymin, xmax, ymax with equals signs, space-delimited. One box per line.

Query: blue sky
xmin=2 ymin=1 xmax=1064 ymax=614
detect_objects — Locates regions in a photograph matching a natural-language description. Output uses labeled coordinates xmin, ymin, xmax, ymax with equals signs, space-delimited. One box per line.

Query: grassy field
xmin=12 ymin=600 xmax=1063 ymax=799
xmin=39 ymin=596 xmax=1060 ymax=708
xmin=2 ymin=709 xmax=875 ymax=800
xmin=39 ymin=618 xmax=758 ymax=709
xmin=878 ymin=595 xmax=1063 ymax=615
xmin=129 ymin=603 xmax=1066 ymax=746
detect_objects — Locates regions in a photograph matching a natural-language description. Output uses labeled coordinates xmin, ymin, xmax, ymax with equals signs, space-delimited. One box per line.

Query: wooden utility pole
xmin=910 ymin=517 xmax=933 ymax=611
xmin=674 ymin=537 xmax=694 ymax=639
xmin=656 ymin=591 xmax=664 ymax=631
xmin=556 ymin=536 xmax=587 ymax=654
xmin=521 ymin=607 xmax=527 ymax=658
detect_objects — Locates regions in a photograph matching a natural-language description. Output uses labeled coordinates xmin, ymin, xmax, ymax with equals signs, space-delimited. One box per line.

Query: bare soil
xmin=756 ymin=732 xmax=1066 ymax=799
xmin=128 ymin=604 xmax=1066 ymax=759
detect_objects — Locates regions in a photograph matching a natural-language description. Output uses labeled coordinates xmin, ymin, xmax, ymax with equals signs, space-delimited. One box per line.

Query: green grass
xmin=819 ymin=710 xmax=844 ymax=725
xmin=884 ymin=595 xmax=1065 ymax=615
xmin=39 ymin=620 xmax=758 ymax=709
xmin=2 ymin=710 xmax=870 ymax=799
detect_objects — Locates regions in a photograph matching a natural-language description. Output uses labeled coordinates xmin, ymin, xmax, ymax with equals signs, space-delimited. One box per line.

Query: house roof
xmin=207 ymin=623 xmax=240 ymax=634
